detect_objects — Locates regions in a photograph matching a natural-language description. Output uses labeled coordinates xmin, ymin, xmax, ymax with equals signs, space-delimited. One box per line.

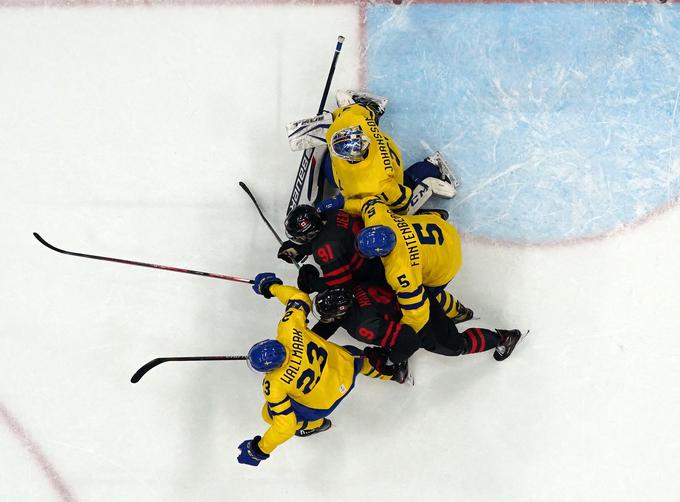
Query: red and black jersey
xmin=311 ymin=281 xmax=455 ymax=363
xmin=308 ymin=210 xmax=383 ymax=291
xmin=312 ymin=282 xmax=419 ymax=362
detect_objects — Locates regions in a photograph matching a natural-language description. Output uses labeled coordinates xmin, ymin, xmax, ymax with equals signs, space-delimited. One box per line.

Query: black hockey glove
xmin=363 ymin=346 xmax=390 ymax=373
xmin=277 ymin=240 xmax=310 ymax=265
xmin=297 ymin=264 xmax=321 ymax=293
xmin=363 ymin=346 xmax=410 ymax=384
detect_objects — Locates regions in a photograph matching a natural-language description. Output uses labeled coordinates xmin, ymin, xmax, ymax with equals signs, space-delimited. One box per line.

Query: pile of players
xmin=237 ymin=91 xmax=522 ymax=467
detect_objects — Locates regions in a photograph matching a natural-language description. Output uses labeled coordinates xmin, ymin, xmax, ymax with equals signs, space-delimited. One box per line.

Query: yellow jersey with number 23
xmin=258 ymin=284 xmax=360 ymax=455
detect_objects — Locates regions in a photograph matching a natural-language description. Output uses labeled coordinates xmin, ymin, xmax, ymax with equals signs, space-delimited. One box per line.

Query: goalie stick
xmin=33 ymin=232 xmax=254 ymax=284
xmin=131 ymin=355 xmax=248 ymax=383
xmin=287 ymin=35 xmax=344 ymax=214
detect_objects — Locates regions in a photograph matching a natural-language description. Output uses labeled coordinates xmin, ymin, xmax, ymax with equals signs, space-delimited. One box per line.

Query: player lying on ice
xmin=315 ymin=90 xmax=459 ymax=216
xmin=236 ymin=273 xmax=407 ymax=467
xmin=312 ymin=281 xmax=523 ymax=367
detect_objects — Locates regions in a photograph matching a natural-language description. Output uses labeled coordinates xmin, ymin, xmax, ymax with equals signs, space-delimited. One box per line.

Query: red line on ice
xmin=0 ymin=0 xmax=660 ymax=7
xmin=0 ymin=402 xmax=78 ymax=502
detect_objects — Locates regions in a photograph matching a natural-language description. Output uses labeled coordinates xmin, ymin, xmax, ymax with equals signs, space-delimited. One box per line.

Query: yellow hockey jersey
xmin=326 ymin=103 xmax=412 ymax=214
xmin=359 ymin=198 xmax=462 ymax=333
xmin=258 ymin=284 xmax=360 ymax=454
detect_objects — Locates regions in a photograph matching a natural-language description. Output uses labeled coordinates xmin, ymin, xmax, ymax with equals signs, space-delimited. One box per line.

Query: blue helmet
xmin=330 ymin=126 xmax=370 ymax=162
xmin=247 ymin=340 xmax=287 ymax=372
xmin=356 ymin=225 xmax=397 ymax=258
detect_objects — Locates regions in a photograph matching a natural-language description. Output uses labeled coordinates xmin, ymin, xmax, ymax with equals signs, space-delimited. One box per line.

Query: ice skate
xmin=391 ymin=360 xmax=414 ymax=386
xmin=493 ymin=330 xmax=523 ymax=361
xmin=295 ymin=418 xmax=332 ymax=437
xmin=451 ymin=302 xmax=474 ymax=324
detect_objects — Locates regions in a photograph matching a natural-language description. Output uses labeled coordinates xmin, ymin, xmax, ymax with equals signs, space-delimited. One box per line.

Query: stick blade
xmin=131 ymin=358 xmax=168 ymax=383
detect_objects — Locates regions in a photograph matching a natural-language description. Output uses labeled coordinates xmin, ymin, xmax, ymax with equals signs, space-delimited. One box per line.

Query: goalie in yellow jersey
xmin=354 ymin=197 xmax=473 ymax=338
xmin=236 ymin=273 xmax=407 ymax=467
xmin=315 ymin=91 xmax=458 ymax=216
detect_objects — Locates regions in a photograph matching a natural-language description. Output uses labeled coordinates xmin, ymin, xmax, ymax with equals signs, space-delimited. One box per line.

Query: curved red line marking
xmin=0 ymin=0 xmax=661 ymax=6
xmin=459 ymin=193 xmax=680 ymax=248
xmin=0 ymin=402 xmax=77 ymax=502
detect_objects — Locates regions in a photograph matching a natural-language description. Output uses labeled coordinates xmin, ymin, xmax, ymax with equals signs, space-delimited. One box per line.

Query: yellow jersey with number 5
xmin=359 ymin=198 xmax=463 ymax=333
xmin=326 ymin=103 xmax=412 ymax=214
xmin=258 ymin=284 xmax=360 ymax=454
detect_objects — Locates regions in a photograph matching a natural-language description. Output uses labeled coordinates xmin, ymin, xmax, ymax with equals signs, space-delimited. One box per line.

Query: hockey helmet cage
xmin=285 ymin=205 xmax=324 ymax=244
xmin=315 ymin=287 xmax=354 ymax=323
xmin=247 ymin=339 xmax=287 ymax=373
xmin=330 ymin=126 xmax=370 ymax=162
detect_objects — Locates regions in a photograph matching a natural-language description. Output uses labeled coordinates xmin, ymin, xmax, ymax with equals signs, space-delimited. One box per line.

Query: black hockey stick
xmin=239 ymin=181 xmax=285 ymax=245
xmin=287 ymin=35 xmax=344 ymax=214
xmin=239 ymin=181 xmax=302 ymax=270
xmin=131 ymin=356 xmax=248 ymax=383
xmin=33 ymin=232 xmax=254 ymax=284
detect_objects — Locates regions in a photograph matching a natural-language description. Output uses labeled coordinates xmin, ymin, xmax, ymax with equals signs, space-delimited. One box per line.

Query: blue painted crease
xmin=366 ymin=4 xmax=680 ymax=242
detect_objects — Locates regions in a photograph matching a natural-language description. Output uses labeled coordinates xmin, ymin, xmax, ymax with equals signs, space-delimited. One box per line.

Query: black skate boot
xmin=295 ymin=418 xmax=332 ymax=437
xmin=390 ymin=360 xmax=414 ymax=386
xmin=451 ymin=301 xmax=474 ymax=324
xmin=493 ymin=330 xmax=522 ymax=361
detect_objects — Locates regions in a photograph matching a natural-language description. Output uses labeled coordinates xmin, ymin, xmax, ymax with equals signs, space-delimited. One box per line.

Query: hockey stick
xmin=239 ymin=181 xmax=302 ymax=270
xmin=287 ymin=35 xmax=344 ymax=214
xmin=239 ymin=181 xmax=302 ymax=271
xmin=33 ymin=232 xmax=254 ymax=284
xmin=239 ymin=182 xmax=284 ymax=245
xmin=131 ymin=356 xmax=248 ymax=383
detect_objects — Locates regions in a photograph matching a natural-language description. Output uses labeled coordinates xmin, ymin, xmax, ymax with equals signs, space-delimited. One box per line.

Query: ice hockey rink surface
xmin=1 ymin=1 xmax=679 ymax=501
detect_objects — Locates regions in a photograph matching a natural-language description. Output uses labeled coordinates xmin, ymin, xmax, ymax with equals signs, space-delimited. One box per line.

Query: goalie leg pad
xmin=425 ymin=150 xmax=460 ymax=189
xmin=407 ymin=181 xmax=434 ymax=214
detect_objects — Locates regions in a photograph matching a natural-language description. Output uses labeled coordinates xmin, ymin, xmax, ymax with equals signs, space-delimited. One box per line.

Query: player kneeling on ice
xmin=237 ymin=273 xmax=406 ymax=467
xmin=313 ymin=282 xmax=523 ymax=366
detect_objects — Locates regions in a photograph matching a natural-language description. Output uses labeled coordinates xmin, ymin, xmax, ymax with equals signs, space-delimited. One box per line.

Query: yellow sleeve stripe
xmin=400 ymin=295 xmax=428 ymax=310
xmin=397 ymin=285 xmax=424 ymax=300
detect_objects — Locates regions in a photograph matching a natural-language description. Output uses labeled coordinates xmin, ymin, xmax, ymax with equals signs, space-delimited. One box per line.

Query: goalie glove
xmin=286 ymin=112 xmax=333 ymax=151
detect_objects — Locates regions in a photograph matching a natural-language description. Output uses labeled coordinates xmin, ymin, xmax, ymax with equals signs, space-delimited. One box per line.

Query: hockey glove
xmin=364 ymin=346 xmax=410 ymax=384
xmin=252 ymin=272 xmax=283 ymax=299
xmin=363 ymin=346 xmax=390 ymax=373
xmin=297 ymin=264 xmax=321 ymax=294
xmin=316 ymin=194 xmax=344 ymax=213
xmin=277 ymin=240 xmax=309 ymax=264
xmin=237 ymin=436 xmax=269 ymax=466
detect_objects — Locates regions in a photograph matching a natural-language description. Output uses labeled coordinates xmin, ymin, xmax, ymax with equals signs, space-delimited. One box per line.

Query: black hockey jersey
xmin=312 ymin=281 xmax=454 ymax=363
xmin=306 ymin=210 xmax=384 ymax=292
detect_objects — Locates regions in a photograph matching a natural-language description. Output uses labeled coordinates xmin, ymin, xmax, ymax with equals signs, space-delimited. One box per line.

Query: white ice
xmin=1 ymin=5 xmax=679 ymax=502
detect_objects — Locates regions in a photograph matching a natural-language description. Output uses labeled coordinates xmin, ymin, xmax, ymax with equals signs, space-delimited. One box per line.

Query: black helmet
xmin=315 ymin=287 xmax=354 ymax=323
xmin=285 ymin=205 xmax=324 ymax=244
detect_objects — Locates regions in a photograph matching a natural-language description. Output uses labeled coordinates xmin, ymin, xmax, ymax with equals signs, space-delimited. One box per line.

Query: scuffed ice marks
xmin=366 ymin=4 xmax=680 ymax=243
